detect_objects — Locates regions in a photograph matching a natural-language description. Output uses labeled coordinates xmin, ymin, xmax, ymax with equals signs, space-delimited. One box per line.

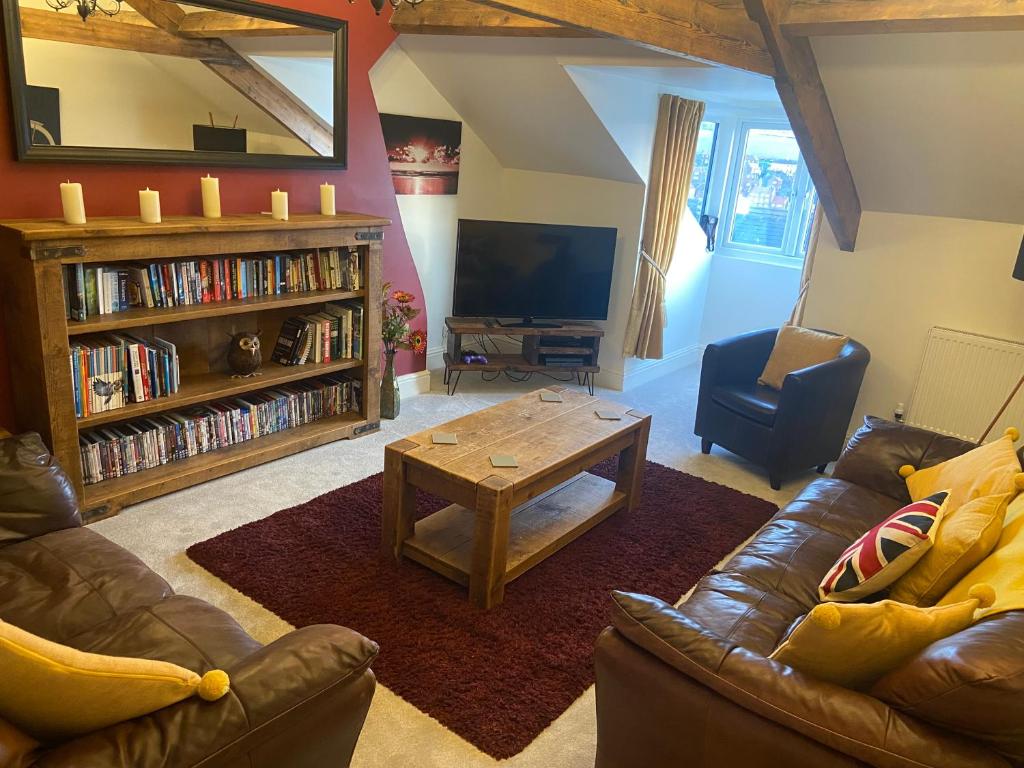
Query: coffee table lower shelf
xmin=402 ymin=471 xmax=625 ymax=588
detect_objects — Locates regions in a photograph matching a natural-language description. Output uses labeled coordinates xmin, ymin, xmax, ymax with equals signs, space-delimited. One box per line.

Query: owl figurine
xmin=227 ymin=331 xmax=263 ymax=378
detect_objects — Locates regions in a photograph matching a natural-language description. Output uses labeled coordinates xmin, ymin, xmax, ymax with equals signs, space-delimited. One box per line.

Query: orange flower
xmin=407 ymin=329 xmax=427 ymax=354
xmin=392 ymin=290 xmax=415 ymax=304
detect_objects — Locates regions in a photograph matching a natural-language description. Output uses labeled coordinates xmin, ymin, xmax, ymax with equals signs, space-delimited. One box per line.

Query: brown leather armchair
xmin=596 ymin=417 xmax=1024 ymax=768
xmin=0 ymin=432 xmax=378 ymax=768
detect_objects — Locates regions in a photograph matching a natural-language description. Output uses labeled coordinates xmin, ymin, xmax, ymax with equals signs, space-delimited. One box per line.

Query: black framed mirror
xmin=2 ymin=0 xmax=347 ymax=168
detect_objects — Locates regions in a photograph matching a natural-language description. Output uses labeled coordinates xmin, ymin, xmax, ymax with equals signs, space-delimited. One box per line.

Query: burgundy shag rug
xmin=187 ymin=459 xmax=776 ymax=759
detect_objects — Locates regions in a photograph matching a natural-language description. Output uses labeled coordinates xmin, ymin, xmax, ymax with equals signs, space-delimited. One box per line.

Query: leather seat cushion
xmin=66 ymin=594 xmax=262 ymax=672
xmin=710 ymin=383 xmax=780 ymax=427
xmin=0 ymin=528 xmax=173 ymax=643
xmin=678 ymin=479 xmax=905 ymax=654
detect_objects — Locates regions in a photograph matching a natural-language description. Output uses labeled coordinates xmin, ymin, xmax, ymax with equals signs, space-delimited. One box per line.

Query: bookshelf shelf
xmin=81 ymin=411 xmax=366 ymax=520
xmin=67 ymin=289 xmax=365 ymax=336
xmin=0 ymin=213 xmax=386 ymax=518
xmin=78 ymin=358 xmax=364 ymax=428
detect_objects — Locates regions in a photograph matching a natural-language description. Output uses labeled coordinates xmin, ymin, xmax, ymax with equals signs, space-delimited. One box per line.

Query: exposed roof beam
xmin=178 ymin=11 xmax=319 ymax=38
xmin=19 ymin=7 xmax=231 ymax=61
xmin=123 ymin=0 xmax=184 ymax=31
xmin=391 ymin=0 xmax=590 ymax=37
xmin=782 ymin=0 xmax=1024 ymax=36
xmin=471 ymin=0 xmax=776 ymax=75
xmin=743 ymin=0 xmax=861 ymax=251
xmin=201 ymin=56 xmax=333 ymax=155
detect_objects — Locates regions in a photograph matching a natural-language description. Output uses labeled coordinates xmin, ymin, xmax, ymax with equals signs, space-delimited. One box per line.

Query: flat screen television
xmin=452 ymin=218 xmax=617 ymax=326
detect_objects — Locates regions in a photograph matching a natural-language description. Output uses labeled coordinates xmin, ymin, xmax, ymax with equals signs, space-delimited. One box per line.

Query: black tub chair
xmin=695 ymin=328 xmax=870 ymax=490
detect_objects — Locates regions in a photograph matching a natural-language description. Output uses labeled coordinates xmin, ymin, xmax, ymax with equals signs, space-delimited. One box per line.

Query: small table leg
xmin=470 ymin=476 xmax=514 ymax=608
xmin=616 ymin=410 xmax=652 ymax=514
xmin=382 ymin=439 xmax=419 ymax=560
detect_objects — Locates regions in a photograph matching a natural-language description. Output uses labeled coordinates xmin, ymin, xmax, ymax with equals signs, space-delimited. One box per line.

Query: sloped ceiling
xmin=815 ymin=31 xmax=1024 ymax=224
xmin=397 ymin=36 xmax=700 ymax=184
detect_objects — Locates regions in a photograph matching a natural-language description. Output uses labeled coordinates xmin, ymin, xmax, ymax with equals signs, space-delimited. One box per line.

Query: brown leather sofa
xmin=0 ymin=432 xmax=378 ymax=768
xmin=596 ymin=417 xmax=1024 ymax=768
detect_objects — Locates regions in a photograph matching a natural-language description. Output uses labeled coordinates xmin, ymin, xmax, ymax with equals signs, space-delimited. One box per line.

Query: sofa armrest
xmin=700 ymin=328 xmax=777 ymax=388
xmin=0 ymin=433 xmax=81 ymax=547
xmin=772 ymin=349 xmax=868 ymax=446
xmin=831 ymin=416 xmax=977 ymax=502
xmin=33 ymin=625 xmax=379 ymax=768
xmin=608 ymin=591 xmax=1009 ymax=768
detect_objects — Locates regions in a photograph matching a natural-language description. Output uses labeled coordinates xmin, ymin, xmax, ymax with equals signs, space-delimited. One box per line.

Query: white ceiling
xmin=814 ymin=31 xmax=1024 ymax=224
xmin=397 ymin=37 xmax=694 ymax=184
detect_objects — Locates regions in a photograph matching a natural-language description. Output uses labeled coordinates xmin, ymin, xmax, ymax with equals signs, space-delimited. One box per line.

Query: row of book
xmin=70 ymin=335 xmax=181 ymax=418
xmin=63 ymin=248 xmax=363 ymax=321
xmin=272 ymin=300 xmax=364 ymax=366
xmin=79 ymin=373 xmax=361 ymax=485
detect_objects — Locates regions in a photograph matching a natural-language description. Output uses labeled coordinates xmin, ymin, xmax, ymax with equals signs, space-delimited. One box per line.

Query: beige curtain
xmin=788 ymin=205 xmax=824 ymax=326
xmin=623 ymin=95 xmax=706 ymax=359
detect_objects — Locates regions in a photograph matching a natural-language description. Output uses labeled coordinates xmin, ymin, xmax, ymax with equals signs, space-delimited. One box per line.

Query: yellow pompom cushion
xmin=939 ymin=493 xmax=1024 ymax=619
xmin=889 ymin=492 xmax=1011 ymax=607
xmin=901 ymin=428 xmax=1023 ymax=512
xmin=770 ymin=585 xmax=995 ymax=690
xmin=0 ymin=619 xmax=230 ymax=742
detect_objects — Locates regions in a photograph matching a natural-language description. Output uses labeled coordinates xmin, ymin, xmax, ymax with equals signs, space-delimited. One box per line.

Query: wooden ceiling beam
xmin=390 ymin=0 xmax=589 ymax=37
xmin=470 ymin=0 xmax=776 ymax=75
xmin=177 ymin=11 xmax=320 ymax=38
xmin=782 ymin=1 xmax=1024 ymax=36
xmin=19 ymin=7 xmax=232 ymax=61
xmin=743 ymin=0 xmax=860 ymax=251
xmin=122 ymin=0 xmax=184 ymax=32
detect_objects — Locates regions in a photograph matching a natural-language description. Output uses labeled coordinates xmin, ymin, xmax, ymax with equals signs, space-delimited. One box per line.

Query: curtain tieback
xmin=641 ymin=249 xmax=667 ymax=281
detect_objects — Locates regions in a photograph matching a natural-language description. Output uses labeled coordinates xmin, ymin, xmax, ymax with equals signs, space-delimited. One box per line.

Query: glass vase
xmin=381 ymin=350 xmax=400 ymax=419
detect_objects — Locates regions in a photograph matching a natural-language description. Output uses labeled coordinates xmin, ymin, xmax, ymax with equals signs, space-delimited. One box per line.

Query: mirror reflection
xmin=15 ymin=0 xmax=337 ymax=159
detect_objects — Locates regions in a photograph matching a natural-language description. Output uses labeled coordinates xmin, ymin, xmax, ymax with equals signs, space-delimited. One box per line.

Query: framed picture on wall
xmin=380 ymin=113 xmax=462 ymax=195
xmin=26 ymin=85 xmax=60 ymax=146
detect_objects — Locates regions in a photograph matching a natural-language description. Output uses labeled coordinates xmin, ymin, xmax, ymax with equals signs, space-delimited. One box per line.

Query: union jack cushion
xmin=819 ymin=491 xmax=950 ymax=602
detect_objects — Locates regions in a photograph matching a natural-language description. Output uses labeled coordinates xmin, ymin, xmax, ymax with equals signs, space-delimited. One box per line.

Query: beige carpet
xmin=92 ymin=364 xmax=810 ymax=767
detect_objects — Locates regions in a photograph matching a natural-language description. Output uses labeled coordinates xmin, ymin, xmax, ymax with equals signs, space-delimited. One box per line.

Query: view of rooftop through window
xmin=686 ymin=121 xmax=719 ymax=220
xmin=729 ymin=127 xmax=817 ymax=255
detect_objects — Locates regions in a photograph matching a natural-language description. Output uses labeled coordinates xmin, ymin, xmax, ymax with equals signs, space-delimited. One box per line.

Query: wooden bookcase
xmin=0 ymin=213 xmax=387 ymax=519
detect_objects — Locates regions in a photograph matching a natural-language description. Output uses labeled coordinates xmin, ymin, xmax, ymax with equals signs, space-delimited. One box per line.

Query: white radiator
xmin=906 ymin=328 xmax=1024 ymax=442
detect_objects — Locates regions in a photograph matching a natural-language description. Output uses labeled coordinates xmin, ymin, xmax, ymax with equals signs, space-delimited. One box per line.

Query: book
xmin=271 ymin=317 xmax=306 ymax=365
xmin=65 ymin=263 xmax=86 ymax=322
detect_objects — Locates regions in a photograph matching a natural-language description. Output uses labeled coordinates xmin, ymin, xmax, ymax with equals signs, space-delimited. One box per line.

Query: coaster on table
xmin=431 ymin=432 xmax=458 ymax=445
xmin=490 ymin=454 xmax=519 ymax=468
xmin=540 ymin=391 xmax=563 ymax=403
xmin=595 ymin=410 xmax=623 ymax=421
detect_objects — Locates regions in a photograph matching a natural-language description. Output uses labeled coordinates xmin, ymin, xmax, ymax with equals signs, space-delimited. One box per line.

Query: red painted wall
xmin=0 ymin=2 xmax=425 ymax=429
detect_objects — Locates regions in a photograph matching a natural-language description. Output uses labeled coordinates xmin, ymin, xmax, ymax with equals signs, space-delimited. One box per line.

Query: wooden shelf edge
xmin=77 ymin=358 xmax=364 ymax=429
xmin=81 ymin=411 xmax=374 ymax=519
xmin=67 ymin=289 xmax=365 ymax=336
xmin=442 ymin=352 xmax=598 ymax=374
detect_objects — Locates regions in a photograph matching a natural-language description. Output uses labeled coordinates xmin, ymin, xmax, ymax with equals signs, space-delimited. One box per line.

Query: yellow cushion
xmin=0 ymin=619 xmax=230 ymax=741
xmin=757 ymin=326 xmax=848 ymax=390
xmin=904 ymin=432 xmax=1023 ymax=512
xmin=770 ymin=585 xmax=994 ymax=690
xmin=939 ymin=494 xmax=1024 ymax=618
xmin=889 ymin=492 xmax=1010 ymax=606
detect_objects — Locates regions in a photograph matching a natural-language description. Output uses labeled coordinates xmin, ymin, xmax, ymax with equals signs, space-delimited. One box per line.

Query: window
xmin=723 ymin=124 xmax=818 ymax=259
xmin=685 ymin=121 xmax=719 ymax=220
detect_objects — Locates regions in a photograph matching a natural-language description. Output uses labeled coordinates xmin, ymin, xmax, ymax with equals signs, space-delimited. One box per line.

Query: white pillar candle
xmin=320 ymin=182 xmax=336 ymax=216
xmin=139 ymin=188 xmax=161 ymax=224
xmin=60 ymin=181 xmax=86 ymax=225
xmin=201 ymin=175 xmax=221 ymax=219
xmin=271 ymin=189 xmax=288 ymax=221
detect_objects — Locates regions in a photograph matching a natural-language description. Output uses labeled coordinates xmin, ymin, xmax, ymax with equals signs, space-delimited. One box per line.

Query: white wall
xmin=369 ymin=45 xmax=505 ymax=371
xmin=699 ymin=256 xmax=800 ymax=342
xmin=804 ymin=211 xmax=1024 ymax=426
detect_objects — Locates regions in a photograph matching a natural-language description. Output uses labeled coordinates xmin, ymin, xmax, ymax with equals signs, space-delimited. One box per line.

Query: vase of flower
xmin=381 ymin=350 xmax=400 ymax=419
xmin=380 ymin=284 xmax=426 ymax=420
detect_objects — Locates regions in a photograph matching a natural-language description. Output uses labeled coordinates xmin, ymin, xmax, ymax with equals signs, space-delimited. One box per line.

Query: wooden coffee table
xmin=381 ymin=387 xmax=651 ymax=608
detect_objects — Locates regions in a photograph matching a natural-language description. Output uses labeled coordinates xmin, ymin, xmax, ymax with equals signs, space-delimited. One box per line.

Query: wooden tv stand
xmin=443 ymin=317 xmax=603 ymax=396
